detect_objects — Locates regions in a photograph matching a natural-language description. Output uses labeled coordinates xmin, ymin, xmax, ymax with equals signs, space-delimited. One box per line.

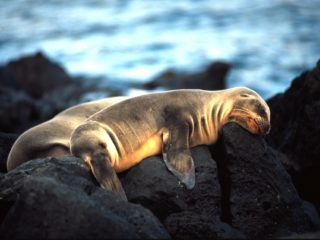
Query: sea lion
xmin=7 ymin=96 xmax=128 ymax=171
xmin=7 ymin=87 xmax=270 ymax=201
xmin=68 ymin=87 xmax=270 ymax=201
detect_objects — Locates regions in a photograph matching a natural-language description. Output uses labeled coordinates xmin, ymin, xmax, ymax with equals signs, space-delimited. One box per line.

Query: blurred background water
xmin=0 ymin=0 xmax=319 ymax=99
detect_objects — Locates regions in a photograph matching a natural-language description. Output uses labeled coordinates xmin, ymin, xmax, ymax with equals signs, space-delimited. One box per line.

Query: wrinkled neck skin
xmin=204 ymin=90 xmax=233 ymax=145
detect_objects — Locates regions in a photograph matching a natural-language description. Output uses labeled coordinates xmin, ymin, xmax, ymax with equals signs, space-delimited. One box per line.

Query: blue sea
xmin=0 ymin=0 xmax=319 ymax=98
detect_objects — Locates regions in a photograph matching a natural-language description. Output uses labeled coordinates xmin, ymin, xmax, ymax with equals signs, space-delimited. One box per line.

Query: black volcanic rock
xmin=164 ymin=212 xmax=246 ymax=239
xmin=0 ymin=132 xmax=17 ymax=173
xmin=120 ymin=124 xmax=318 ymax=238
xmin=0 ymin=52 xmax=75 ymax=133
xmin=144 ymin=61 xmax=229 ymax=90
xmin=0 ymin=125 xmax=318 ymax=239
xmin=0 ymin=157 xmax=170 ymax=239
xmin=0 ymin=87 xmax=41 ymax=133
xmin=210 ymin=123 xmax=318 ymax=238
xmin=0 ymin=52 xmax=72 ymax=99
xmin=266 ymin=60 xmax=320 ymax=212
xmin=121 ymin=146 xmax=221 ymax=221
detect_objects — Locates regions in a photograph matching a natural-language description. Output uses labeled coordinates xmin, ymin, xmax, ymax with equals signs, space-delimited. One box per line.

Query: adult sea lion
xmin=68 ymin=87 xmax=270 ymax=201
xmin=7 ymin=87 xmax=270 ymax=201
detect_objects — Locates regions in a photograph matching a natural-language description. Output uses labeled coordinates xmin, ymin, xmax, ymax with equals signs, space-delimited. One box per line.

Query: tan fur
xmin=113 ymin=129 xmax=163 ymax=172
xmin=69 ymin=88 xmax=270 ymax=173
xmin=7 ymin=96 xmax=128 ymax=171
xmin=7 ymin=87 xmax=270 ymax=200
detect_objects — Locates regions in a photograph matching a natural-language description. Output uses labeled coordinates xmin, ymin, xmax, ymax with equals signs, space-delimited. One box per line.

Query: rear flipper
xmin=162 ymin=123 xmax=195 ymax=189
xmin=70 ymin=121 xmax=127 ymax=201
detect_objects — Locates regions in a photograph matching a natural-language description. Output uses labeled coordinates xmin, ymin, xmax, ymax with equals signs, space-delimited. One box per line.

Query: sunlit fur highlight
xmin=7 ymin=87 xmax=270 ymax=200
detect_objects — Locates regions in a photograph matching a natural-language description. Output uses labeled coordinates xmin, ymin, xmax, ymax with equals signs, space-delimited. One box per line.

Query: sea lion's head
xmin=226 ymin=87 xmax=271 ymax=135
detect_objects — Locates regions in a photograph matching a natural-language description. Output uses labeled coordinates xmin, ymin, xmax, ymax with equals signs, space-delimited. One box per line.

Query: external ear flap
xmin=161 ymin=124 xmax=195 ymax=190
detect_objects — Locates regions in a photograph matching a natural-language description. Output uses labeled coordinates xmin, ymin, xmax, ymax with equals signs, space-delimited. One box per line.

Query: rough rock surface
xmin=0 ymin=127 xmax=319 ymax=239
xmin=266 ymin=60 xmax=320 ymax=212
xmin=120 ymin=146 xmax=246 ymax=239
xmin=1 ymin=54 xmax=320 ymax=239
xmin=144 ymin=61 xmax=229 ymax=90
xmin=164 ymin=213 xmax=246 ymax=240
xmin=120 ymin=123 xmax=319 ymax=239
xmin=121 ymin=146 xmax=221 ymax=220
xmin=210 ymin=123 xmax=318 ymax=238
xmin=0 ymin=157 xmax=170 ymax=239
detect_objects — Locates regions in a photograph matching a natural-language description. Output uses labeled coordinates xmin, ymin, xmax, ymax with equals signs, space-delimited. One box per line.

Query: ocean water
xmin=0 ymin=0 xmax=319 ymax=98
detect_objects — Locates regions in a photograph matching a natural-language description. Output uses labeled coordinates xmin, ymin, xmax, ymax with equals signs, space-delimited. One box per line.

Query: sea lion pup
xmin=70 ymin=87 xmax=271 ymax=201
xmin=7 ymin=96 xmax=128 ymax=171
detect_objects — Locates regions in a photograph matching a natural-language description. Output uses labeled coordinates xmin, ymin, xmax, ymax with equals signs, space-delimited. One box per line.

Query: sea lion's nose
xmin=262 ymin=123 xmax=271 ymax=135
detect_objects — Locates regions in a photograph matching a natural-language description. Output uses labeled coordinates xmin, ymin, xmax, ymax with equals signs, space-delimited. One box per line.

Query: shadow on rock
xmin=0 ymin=157 xmax=170 ymax=239
xmin=120 ymin=146 xmax=245 ymax=239
xmin=120 ymin=146 xmax=221 ymax=220
xmin=210 ymin=123 xmax=319 ymax=238
xmin=164 ymin=212 xmax=246 ymax=240
xmin=0 ymin=124 xmax=319 ymax=239
xmin=120 ymin=123 xmax=319 ymax=238
xmin=267 ymin=59 xmax=320 ymax=213
xmin=0 ymin=132 xmax=18 ymax=173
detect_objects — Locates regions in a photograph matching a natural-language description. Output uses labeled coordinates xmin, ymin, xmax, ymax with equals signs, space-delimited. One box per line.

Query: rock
xmin=302 ymin=201 xmax=320 ymax=227
xmin=1 ymin=125 xmax=318 ymax=239
xmin=280 ymin=231 xmax=320 ymax=239
xmin=210 ymin=123 xmax=318 ymax=238
xmin=121 ymin=146 xmax=221 ymax=221
xmin=0 ymin=87 xmax=41 ymax=133
xmin=0 ymin=132 xmax=18 ymax=173
xmin=144 ymin=61 xmax=229 ymax=90
xmin=121 ymin=124 xmax=319 ymax=238
xmin=0 ymin=85 xmax=79 ymax=134
xmin=0 ymin=53 xmax=76 ymax=133
xmin=266 ymin=59 xmax=320 ymax=212
xmin=0 ymin=52 xmax=72 ymax=99
xmin=121 ymin=145 xmax=246 ymax=238
xmin=0 ymin=157 xmax=170 ymax=239
xmin=164 ymin=212 xmax=246 ymax=239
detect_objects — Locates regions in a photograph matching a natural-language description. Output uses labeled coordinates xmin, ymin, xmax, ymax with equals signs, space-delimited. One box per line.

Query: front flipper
xmin=70 ymin=121 xmax=127 ymax=201
xmin=162 ymin=123 xmax=195 ymax=189
xmin=85 ymin=152 xmax=127 ymax=201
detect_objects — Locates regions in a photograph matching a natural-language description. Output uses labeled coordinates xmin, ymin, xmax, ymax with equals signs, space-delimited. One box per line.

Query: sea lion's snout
xmin=228 ymin=88 xmax=271 ymax=135
xmin=245 ymin=103 xmax=270 ymax=135
xmin=254 ymin=101 xmax=271 ymax=135
xmin=254 ymin=117 xmax=271 ymax=135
